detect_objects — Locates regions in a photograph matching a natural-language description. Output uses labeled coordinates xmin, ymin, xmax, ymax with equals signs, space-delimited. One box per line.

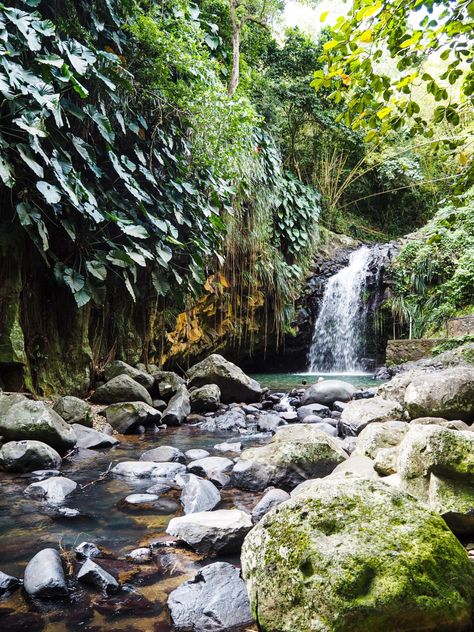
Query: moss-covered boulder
xmin=354 ymin=420 xmax=408 ymax=459
xmin=104 ymin=360 xmax=154 ymax=390
xmin=231 ymin=425 xmax=347 ymax=492
xmin=397 ymin=425 xmax=474 ymax=534
xmin=404 ymin=368 xmax=474 ymax=422
xmin=241 ymin=477 xmax=474 ymax=632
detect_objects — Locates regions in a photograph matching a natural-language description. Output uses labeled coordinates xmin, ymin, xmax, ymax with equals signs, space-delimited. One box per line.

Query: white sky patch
xmin=283 ymin=0 xmax=349 ymax=37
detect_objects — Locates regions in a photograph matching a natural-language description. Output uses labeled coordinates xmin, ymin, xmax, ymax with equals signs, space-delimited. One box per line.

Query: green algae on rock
xmin=241 ymin=477 xmax=474 ymax=632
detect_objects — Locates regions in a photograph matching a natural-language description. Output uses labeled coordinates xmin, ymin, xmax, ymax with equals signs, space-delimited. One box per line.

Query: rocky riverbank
xmin=0 ymin=354 xmax=473 ymax=631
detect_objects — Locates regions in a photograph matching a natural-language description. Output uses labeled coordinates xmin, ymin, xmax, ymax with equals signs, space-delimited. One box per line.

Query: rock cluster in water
xmin=0 ymin=356 xmax=473 ymax=631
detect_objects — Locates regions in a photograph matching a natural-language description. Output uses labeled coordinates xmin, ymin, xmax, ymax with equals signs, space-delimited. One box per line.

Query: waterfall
xmin=307 ymin=245 xmax=372 ymax=373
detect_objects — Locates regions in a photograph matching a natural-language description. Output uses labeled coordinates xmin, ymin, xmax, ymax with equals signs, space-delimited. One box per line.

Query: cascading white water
xmin=308 ymin=245 xmax=372 ymax=373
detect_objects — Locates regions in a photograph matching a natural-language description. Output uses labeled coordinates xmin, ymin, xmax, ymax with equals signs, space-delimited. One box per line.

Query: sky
xmin=283 ymin=0 xmax=349 ymax=37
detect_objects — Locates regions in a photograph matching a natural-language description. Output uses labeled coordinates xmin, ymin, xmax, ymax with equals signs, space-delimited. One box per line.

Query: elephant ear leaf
xmin=36 ymin=180 xmax=61 ymax=203
xmin=0 ymin=154 xmax=15 ymax=187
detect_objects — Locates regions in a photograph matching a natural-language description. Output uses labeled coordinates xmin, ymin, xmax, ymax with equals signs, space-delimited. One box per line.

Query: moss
xmin=242 ymin=478 xmax=474 ymax=632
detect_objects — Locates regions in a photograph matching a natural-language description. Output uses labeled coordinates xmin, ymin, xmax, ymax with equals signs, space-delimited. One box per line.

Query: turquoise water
xmin=251 ymin=372 xmax=380 ymax=391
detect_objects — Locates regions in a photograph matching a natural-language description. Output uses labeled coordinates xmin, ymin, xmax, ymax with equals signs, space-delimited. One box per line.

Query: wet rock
xmin=297 ymin=403 xmax=331 ymax=421
xmin=232 ymin=425 xmax=347 ymax=492
xmin=23 ymin=548 xmax=68 ymax=598
xmin=122 ymin=493 xmax=161 ymax=509
xmin=45 ymin=506 xmax=83 ymax=520
xmin=91 ymin=375 xmax=153 ymax=406
xmin=280 ymin=411 xmax=298 ymax=423
xmin=213 ymin=441 xmax=242 ymax=453
xmin=300 ymin=380 xmax=356 ymax=407
xmin=179 ymin=473 xmax=221 ymax=514
xmin=75 ymin=542 xmax=101 ymax=559
xmin=53 ymin=396 xmax=92 ymax=427
xmin=190 ymin=384 xmax=221 ymax=413
xmin=187 ymin=456 xmax=233 ymax=483
xmin=105 ymin=401 xmax=161 ymax=433
xmin=168 ymin=562 xmax=253 ymax=631
xmin=162 ymin=385 xmax=191 ymax=426
xmin=404 ymin=368 xmax=474 ymax=422
xmin=78 ymin=559 xmax=119 ymax=595
xmin=104 ymin=360 xmax=154 ymax=390
xmin=151 ymin=462 xmax=186 ymax=480
xmin=339 ymin=397 xmax=403 ymax=436
xmin=0 ymin=400 xmax=76 ymax=454
xmin=252 ymin=488 xmax=290 ymax=523
xmin=111 ymin=460 xmax=185 ymax=480
xmin=140 ymin=445 xmax=186 ymax=464
xmin=242 ymin=477 xmax=474 ymax=632
xmin=24 ymin=476 xmax=77 ymax=504
xmin=152 ymin=399 xmax=167 ymax=412
xmin=92 ymin=591 xmax=156 ymax=616
xmin=126 ymin=547 xmax=152 ymax=563
xmin=72 ymin=424 xmax=119 ymax=449
xmin=30 ymin=469 xmax=61 ymax=480
xmin=204 ymin=408 xmax=247 ymax=432
xmin=257 ymin=413 xmax=286 ymax=434
xmin=0 ymin=440 xmax=61 ymax=473
xmin=167 ymin=509 xmax=252 ymax=554
xmin=187 ymin=354 xmax=262 ymax=404
xmin=150 ymin=370 xmax=185 ymax=401
xmin=146 ymin=480 xmax=174 ymax=495
xmin=0 ymin=571 xmax=21 ymax=596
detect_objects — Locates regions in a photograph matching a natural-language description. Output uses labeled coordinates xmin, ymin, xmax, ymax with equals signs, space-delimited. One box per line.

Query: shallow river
xmin=0 ymin=373 xmax=378 ymax=631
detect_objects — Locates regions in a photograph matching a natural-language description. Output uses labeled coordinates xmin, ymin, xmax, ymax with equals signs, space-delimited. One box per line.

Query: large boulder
xmin=91 ymin=375 xmax=152 ymax=405
xmin=104 ymin=401 xmax=161 ymax=433
xmin=377 ymin=370 xmax=422 ymax=405
xmin=53 ymin=396 xmax=92 ymax=427
xmin=0 ymin=440 xmax=61 ymax=473
xmin=404 ymin=368 xmax=474 ymax=422
xmin=397 ymin=425 xmax=474 ymax=534
xmin=0 ymin=400 xmax=76 ymax=454
xmin=354 ymin=420 xmax=408 ymax=459
xmin=190 ymin=384 xmax=221 ymax=413
xmin=104 ymin=360 xmax=154 ymax=390
xmin=231 ymin=425 xmax=347 ymax=492
xmin=187 ymin=354 xmax=262 ymax=404
xmin=23 ymin=548 xmax=68 ymax=598
xmin=148 ymin=370 xmax=185 ymax=401
xmin=162 ymin=385 xmax=191 ymax=426
xmin=241 ymin=477 xmax=474 ymax=632
xmin=168 ymin=562 xmax=253 ymax=632
xmin=167 ymin=509 xmax=252 ymax=554
xmin=339 ymin=396 xmax=403 ymax=436
xmin=300 ymin=380 xmax=356 ymax=407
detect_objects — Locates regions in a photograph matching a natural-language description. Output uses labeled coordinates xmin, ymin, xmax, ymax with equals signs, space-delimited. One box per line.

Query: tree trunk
xmin=228 ymin=2 xmax=241 ymax=96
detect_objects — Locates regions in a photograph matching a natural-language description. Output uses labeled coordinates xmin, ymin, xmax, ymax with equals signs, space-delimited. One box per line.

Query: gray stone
xmin=299 ymin=414 xmax=323 ymax=424
xmin=300 ymin=380 xmax=356 ymax=407
xmin=151 ymin=370 xmax=185 ymax=401
xmin=53 ymin=396 xmax=92 ymax=427
xmin=180 ymin=473 xmax=221 ymax=514
xmin=232 ymin=425 xmax=347 ymax=492
xmin=23 ymin=548 xmax=68 ymax=597
xmin=105 ymin=401 xmax=161 ymax=433
xmin=168 ymin=562 xmax=253 ymax=632
xmin=185 ymin=449 xmax=210 ymax=461
xmin=257 ymin=413 xmax=286 ymax=434
xmin=330 ymin=455 xmax=378 ymax=480
xmin=252 ymin=488 xmax=290 ymax=523
xmin=162 ymin=385 xmax=191 ymax=426
xmin=72 ymin=424 xmax=119 ymax=449
xmin=126 ymin=547 xmax=152 ymax=563
xmin=24 ymin=475 xmax=77 ymax=504
xmin=190 ymin=384 xmax=221 ymax=413
xmin=297 ymin=403 xmax=331 ymax=421
xmin=111 ymin=460 xmax=185 ymax=480
xmin=187 ymin=456 xmax=234 ymax=482
xmin=0 ymin=440 xmax=61 ymax=473
xmin=167 ymin=509 xmax=252 ymax=554
xmin=75 ymin=542 xmax=101 ymax=559
xmin=213 ymin=441 xmax=242 ymax=453
xmin=0 ymin=571 xmax=21 ymax=596
xmin=187 ymin=354 xmax=262 ymax=404
xmin=314 ymin=422 xmax=338 ymax=437
xmin=104 ymin=360 xmax=154 ymax=390
xmin=151 ymin=462 xmax=187 ymax=480
xmin=122 ymin=493 xmax=161 ymax=508
xmin=354 ymin=420 xmax=408 ymax=458
xmin=140 ymin=445 xmax=186 ymax=463
xmin=77 ymin=558 xmax=119 ymax=595
xmin=204 ymin=408 xmax=247 ymax=432
xmin=374 ymin=446 xmax=399 ymax=476
xmin=340 ymin=436 xmax=357 ymax=454
xmin=91 ymin=375 xmax=153 ymax=405
xmin=30 ymin=469 xmax=61 ymax=480
xmin=404 ymin=368 xmax=474 ymax=422
xmin=339 ymin=397 xmax=403 ymax=436
xmin=280 ymin=411 xmax=298 ymax=422
xmin=0 ymin=400 xmax=76 ymax=454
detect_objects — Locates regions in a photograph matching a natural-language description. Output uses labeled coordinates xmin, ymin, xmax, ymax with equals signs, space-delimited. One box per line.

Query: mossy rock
xmin=241 ymin=477 xmax=474 ymax=632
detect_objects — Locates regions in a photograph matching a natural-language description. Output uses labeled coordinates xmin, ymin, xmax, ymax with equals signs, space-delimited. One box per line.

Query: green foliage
xmin=391 ymin=187 xmax=474 ymax=337
xmin=0 ymin=0 xmax=249 ymax=308
xmin=433 ymin=335 xmax=474 ymax=355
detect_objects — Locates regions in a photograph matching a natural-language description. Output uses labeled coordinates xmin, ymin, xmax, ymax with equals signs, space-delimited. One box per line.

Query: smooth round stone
xmin=121 ymin=494 xmax=178 ymax=514
xmin=123 ymin=493 xmax=159 ymax=508
xmin=185 ymin=449 xmax=210 ymax=461
xmin=127 ymin=547 xmax=152 ymax=563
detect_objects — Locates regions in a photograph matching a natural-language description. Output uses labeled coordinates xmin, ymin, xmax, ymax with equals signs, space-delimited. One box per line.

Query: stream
xmin=0 ymin=373 xmax=379 ymax=631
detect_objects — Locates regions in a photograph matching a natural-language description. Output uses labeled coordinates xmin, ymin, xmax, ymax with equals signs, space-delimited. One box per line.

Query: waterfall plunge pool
xmin=250 ymin=372 xmax=381 ymax=391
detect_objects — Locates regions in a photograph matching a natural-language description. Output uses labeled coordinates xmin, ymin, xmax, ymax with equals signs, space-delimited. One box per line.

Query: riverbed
xmin=0 ymin=373 xmax=378 ymax=631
